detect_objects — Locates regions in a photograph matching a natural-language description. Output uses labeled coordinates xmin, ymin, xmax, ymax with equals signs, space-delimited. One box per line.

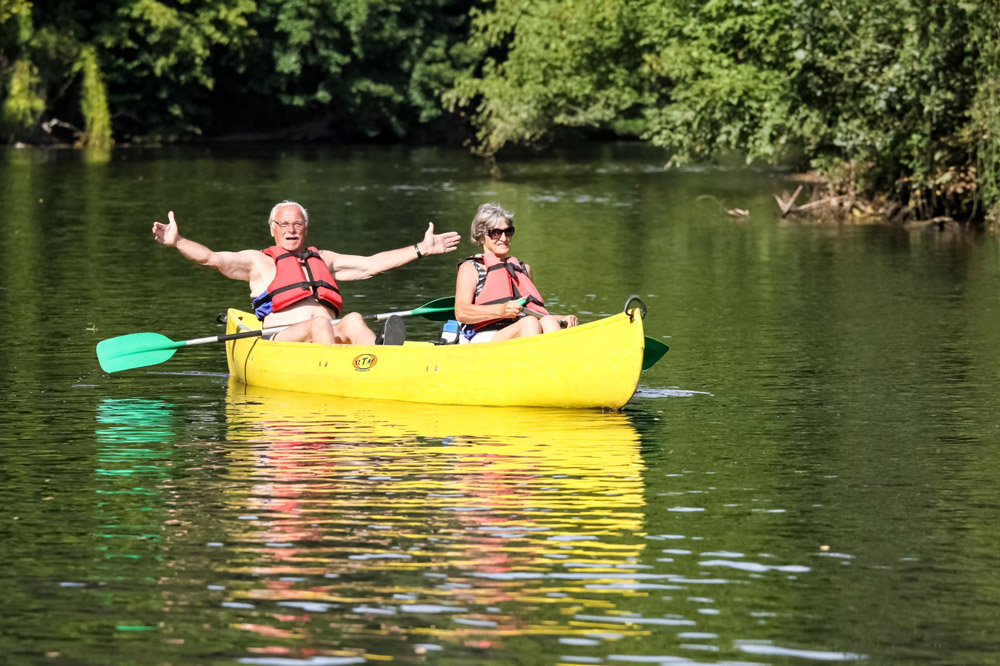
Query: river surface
xmin=3 ymin=144 xmax=1000 ymax=665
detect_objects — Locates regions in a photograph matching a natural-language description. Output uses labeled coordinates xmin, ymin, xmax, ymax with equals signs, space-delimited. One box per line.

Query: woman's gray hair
xmin=470 ymin=202 xmax=514 ymax=244
xmin=268 ymin=200 xmax=309 ymax=227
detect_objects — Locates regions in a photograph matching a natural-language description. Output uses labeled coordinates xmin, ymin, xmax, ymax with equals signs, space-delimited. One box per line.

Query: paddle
xmin=378 ymin=296 xmax=454 ymax=322
xmin=518 ymin=300 xmax=669 ymax=370
xmin=641 ymin=337 xmax=670 ymax=370
xmin=97 ymin=297 xmax=456 ymax=374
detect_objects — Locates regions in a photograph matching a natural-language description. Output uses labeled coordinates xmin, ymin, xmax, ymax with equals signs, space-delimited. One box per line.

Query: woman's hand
xmin=502 ymin=300 xmax=524 ymax=319
xmin=559 ymin=315 xmax=578 ymax=328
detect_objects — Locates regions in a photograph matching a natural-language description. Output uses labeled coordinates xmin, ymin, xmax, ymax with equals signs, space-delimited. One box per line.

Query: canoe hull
xmin=225 ymin=309 xmax=644 ymax=409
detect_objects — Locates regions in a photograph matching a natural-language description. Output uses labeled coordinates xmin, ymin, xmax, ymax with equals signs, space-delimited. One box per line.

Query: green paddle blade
xmin=97 ymin=332 xmax=184 ymax=373
xmin=413 ymin=297 xmax=455 ymax=322
xmin=642 ymin=337 xmax=669 ymax=370
xmin=416 ymin=306 xmax=456 ymax=322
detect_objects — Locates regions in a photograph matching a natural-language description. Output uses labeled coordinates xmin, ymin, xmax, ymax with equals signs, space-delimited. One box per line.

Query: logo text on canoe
xmin=352 ymin=353 xmax=378 ymax=371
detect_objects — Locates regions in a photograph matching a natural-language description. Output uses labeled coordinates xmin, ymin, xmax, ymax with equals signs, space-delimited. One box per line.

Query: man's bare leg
xmin=332 ymin=312 xmax=376 ymax=345
xmin=271 ymin=315 xmax=336 ymax=344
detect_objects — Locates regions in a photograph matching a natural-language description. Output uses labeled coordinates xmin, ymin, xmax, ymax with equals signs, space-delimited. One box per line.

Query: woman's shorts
xmin=458 ymin=330 xmax=498 ymax=344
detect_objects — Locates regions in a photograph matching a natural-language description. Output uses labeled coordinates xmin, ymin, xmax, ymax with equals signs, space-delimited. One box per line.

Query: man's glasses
xmin=274 ymin=221 xmax=306 ymax=231
xmin=487 ymin=226 xmax=515 ymax=240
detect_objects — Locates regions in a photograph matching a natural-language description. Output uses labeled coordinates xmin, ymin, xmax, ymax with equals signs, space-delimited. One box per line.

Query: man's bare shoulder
xmin=238 ymin=248 xmax=269 ymax=260
xmin=217 ymin=248 xmax=272 ymax=283
xmin=219 ymin=248 xmax=269 ymax=266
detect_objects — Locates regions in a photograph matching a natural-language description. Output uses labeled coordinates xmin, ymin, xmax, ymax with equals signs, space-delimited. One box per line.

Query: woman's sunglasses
xmin=487 ymin=226 xmax=515 ymax=240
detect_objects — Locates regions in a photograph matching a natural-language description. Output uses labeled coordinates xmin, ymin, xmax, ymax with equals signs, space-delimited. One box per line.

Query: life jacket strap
xmin=269 ymin=280 xmax=340 ymax=299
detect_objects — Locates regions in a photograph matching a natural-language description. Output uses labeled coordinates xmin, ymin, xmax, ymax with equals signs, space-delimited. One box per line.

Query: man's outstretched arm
xmin=328 ymin=221 xmax=461 ymax=281
xmin=152 ymin=210 xmax=257 ymax=282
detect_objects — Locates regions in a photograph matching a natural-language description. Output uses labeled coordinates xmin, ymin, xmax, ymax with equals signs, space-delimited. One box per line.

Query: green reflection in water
xmin=94 ymin=398 xmax=175 ymax=549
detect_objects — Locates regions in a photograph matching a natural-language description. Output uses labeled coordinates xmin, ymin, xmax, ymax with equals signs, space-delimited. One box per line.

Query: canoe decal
xmin=352 ymin=353 xmax=378 ymax=371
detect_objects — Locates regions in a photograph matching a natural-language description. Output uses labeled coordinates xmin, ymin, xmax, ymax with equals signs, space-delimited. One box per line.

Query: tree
xmin=445 ymin=0 xmax=645 ymax=156
xmin=0 ymin=1 xmax=45 ymax=139
xmin=208 ymin=0 xmax=477 ymax=141
xmin=449 ymin=0 xmax=989 ymax=221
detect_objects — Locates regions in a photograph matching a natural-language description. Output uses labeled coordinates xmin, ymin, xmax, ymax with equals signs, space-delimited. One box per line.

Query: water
xmin=3 ymin=144 xmax=1000 ymax=665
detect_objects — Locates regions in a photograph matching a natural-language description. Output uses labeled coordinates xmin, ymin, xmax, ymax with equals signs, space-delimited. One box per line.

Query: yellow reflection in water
xmin=221 ymin=381 xmax=651 ymax=650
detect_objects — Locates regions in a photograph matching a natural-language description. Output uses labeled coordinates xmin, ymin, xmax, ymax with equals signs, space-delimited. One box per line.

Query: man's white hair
xmin=268 ymin=200 xmax=309 ymax=226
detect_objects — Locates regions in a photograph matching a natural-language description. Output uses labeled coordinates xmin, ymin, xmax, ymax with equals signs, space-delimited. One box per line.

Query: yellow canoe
xmin=225 ymin=307 xmax=646 ymax=409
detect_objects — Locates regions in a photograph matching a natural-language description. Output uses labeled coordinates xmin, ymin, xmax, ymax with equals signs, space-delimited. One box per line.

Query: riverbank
xmin=770 ymin=168 xmax=982 ymax=229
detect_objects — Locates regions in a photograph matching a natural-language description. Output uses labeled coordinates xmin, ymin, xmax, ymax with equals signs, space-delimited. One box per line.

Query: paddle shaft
xmin=190 ymin=297 xmax=456 ymax=346
xmin=196 ymin=307 xmax=439 ymax=346
xmin=97 ymin=297 xmax=457 ymax=374
xmin=184 ymin=325 xmax=291 ymax=347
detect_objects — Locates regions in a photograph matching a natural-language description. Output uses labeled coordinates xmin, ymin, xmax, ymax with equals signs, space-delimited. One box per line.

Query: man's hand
xmin=418 ymin=222 xmax=461 ymax=256
xmin=152 ymin=211 xmax=179 ymax=247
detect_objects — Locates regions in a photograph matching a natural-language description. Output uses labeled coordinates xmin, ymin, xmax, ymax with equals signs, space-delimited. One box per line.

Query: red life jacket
xmin=256 ymin=246 xmax=343 ymax=318
xmin=462 ymin=254 xmax=549 ymax=331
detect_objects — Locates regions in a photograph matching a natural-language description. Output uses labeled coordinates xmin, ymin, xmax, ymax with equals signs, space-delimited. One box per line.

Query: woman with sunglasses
xmin=454 ymin=203 xmax=578 ymax=343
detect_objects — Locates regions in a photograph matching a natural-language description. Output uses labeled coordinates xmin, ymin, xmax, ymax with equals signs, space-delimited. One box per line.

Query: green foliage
xmin=0 ymin=1 xmax=39 ymax=137
xmin=4 ymin=0 xmax=477 ymax=143
xmin=2 ymin=0 xmax=994 ymax=221
xmin=635 ymin=0 xmax=815 ymax=163
xmin=215 ymin=0 xmax=476 ymax=139
xmin=450 ymin=0 xmax=989 ymax=220
xmin=968 ymin=0 xmax=1000 ymax=221
xmin=1 ymin=58 xmax=44 ymax=134
xmin=76 ymin=44 xmax=112 ymax=147
xmin=805 ymin=1 xmax=977 ymax=215
xmin=0 ymin=0 xmax=32 ymax=47
xmin=445 ymin=0 xmax=644 ymax=155
xmin=95 ymin=0 xmax=258 ymax=139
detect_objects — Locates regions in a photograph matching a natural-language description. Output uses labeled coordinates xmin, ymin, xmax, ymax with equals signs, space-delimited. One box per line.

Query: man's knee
xmin=341 ymin=311 xmax=364 ymax=328
xmin=338 ymin=312 xmax=368 ymax=336
xmin=333 ymin=311 xmax=374 ymax=344
xmin=310 ymin=315 xmax=335 ymax=343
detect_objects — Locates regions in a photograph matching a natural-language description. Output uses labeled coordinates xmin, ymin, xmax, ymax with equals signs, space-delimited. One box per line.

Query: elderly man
xmin=152 ymin=201 xmax=460 ymax=344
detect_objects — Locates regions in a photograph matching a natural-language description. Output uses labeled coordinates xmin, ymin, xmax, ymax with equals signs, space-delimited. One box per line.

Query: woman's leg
xmin=490 ymin=316 xmax=543 ymax=341
xmin=538 ymin=315 xmax=563 ymax=334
